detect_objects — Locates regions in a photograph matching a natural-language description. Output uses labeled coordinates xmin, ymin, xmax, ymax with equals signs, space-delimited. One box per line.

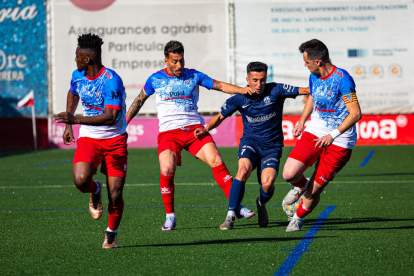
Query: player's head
xmin=246 ymin=62 xmax=268 ymax=94
xmin=164 ymin=40 xmax=185 ymax=77
xmin=76 ymin=33 xmax=104 ymax=72
xmin=299 ymin=39 xmax=331 ymax=76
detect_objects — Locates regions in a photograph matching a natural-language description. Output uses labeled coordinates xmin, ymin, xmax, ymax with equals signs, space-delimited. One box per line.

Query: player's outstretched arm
xmin=293 ymin=95 xmax=313 ymax=137
xmin=212 ymin=81 xmax=253 ymax=95
xmin=126 ymin=89 xmax=150 ymax=124
xmin=298 ymin=87 xmax=310 ymax=95
xmin=61 ymin=89 xmax=79 ymax=145
xmin=194 ymin=113 xmax=226 ymax=138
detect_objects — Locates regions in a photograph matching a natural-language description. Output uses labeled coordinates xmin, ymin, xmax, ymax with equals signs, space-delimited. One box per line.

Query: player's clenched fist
xmin=62 ymin=125 xmax=75 ymax=145
xmin=194 ymin=127 xmax=208 ymax=138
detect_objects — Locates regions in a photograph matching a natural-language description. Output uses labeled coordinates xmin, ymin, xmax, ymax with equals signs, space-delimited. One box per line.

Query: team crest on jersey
xmin=264 ymin=96 xmax=272 ymax=105
xmin=96 ymin=92 xmax=100 ymax=98
xmin=185 ymin=79 xmax=190 ymax=83
xmin=328 ymin=89 xmax=332 ymax=95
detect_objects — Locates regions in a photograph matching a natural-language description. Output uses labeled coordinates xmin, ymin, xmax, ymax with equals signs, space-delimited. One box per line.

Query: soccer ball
xmin=282 ymin=194 xmax=304 ymax=217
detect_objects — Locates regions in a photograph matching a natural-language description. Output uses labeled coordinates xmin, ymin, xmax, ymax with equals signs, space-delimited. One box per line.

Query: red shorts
xmin=288 ymin=131 xmax=352 ymax=186
xmin=157 ymin=124 xmax=215 ymax=166
xmin=73 ymin=133 xmax=128 ymax=177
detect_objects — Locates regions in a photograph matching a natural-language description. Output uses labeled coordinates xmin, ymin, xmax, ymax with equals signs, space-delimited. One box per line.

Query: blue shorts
xmin=238 ymin=139 xmax=282 ymax=184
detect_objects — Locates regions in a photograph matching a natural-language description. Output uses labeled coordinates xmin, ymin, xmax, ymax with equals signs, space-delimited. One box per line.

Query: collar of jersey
xmin=319 ymin=66 xmax=336 ymax=80
xmin=85 ymin=66 xmax=106 ymax=81
xmin=162 ymin=68 xmax=187 ymax=77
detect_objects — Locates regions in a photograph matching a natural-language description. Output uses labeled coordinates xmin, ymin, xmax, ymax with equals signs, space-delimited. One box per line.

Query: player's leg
xmin=72 ymin=137 xmax=104 ymax=220
xmin=195 ymin=142 xmax=232 ymax=199
xmin=287 ymin=144 xmax=352 ymax=232
xmin=100 ymin=133 xmax=128 ymax=248
xmin=255 ymin=147 xmax=281 ymax=227
xmin=157 ymin=129 xmax=184 ymax=231
xmin=102 ymin=176 xmax=125 ymax=249
xmin=256 ymin=168 xmax=277 ymax=228
xmin=159 ymin=149 xmax=179 ymax=231
xmin=282 ymin=132 xmax=321 ymax=205
xmin=220 ymin=157 xmax=254 ymax=230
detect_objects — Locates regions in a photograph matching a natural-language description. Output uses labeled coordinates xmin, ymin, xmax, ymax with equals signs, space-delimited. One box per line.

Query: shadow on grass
xmin=309 ymin=217 xmax=414 ymax=231
xmin=117 ymin=236 xmax=335 ymax=249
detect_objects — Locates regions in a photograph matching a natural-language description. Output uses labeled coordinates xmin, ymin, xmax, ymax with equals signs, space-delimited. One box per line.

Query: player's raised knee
xmin=160 ymin=164 xmax=175 ymax=176
xmin=73 ymin=173 xmax=92 ymax=190
xmin=235 ymin=166 xmax=250 ymax=182
xmin=282 ymin=168 xmax=297 ymax=183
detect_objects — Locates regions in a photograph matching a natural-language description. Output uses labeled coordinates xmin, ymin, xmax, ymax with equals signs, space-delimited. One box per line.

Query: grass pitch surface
xmin=1 ymin=146 xmax=413 ymax=275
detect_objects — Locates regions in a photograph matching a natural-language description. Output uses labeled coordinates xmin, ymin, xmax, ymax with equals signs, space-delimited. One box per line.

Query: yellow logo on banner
xmin=369 ymin=65 xmax=383 ymax=77
xmin=388 ymin=64 xmax=402 ymax=77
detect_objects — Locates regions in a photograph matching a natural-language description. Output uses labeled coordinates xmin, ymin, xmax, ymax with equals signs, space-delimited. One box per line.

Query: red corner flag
xmin=17 ymin=90 xmax=34 ymax=109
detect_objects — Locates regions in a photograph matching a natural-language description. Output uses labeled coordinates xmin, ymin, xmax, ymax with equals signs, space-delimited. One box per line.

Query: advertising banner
xmin=50 ymin=115 xmax=237 ymax=148
xmin=234 ymin=0 xmax=414 ymax=114
xmin=236 ymin=114 xmax=414 ymax=146
xmin=0 ymin=0 xmax=48 ymax=117
xmin=52 ymin=0 xmax=229 ymax=115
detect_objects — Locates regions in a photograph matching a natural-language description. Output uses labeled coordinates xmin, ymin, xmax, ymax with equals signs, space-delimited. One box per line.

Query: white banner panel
xmin=52 ymin=0 xmax=228 ymax=115
xmin=234 ymin=0 xmax=414 ymax=114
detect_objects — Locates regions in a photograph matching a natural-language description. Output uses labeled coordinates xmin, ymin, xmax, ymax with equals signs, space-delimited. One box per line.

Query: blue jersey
xmin=144 ymin=68 xmax=215 ymax=132
xmin=305 ymin=66 xmax=357 ymax=149
xmin=70 ymin=67 xmax=126 ymax=139
xmin=221 ymin=83 xmax=299 ymax=147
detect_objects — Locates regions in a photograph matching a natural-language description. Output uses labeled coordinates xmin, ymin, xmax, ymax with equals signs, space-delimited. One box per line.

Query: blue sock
xmin=228 ymin=179 xmax=245 ymax=212
xmin=259 ymin=186 xmax=274 ymax=205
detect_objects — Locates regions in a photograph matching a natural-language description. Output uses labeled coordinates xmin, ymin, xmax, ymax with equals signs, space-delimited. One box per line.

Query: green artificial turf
xmin=0 ymin=146 xmax=413 ymax=275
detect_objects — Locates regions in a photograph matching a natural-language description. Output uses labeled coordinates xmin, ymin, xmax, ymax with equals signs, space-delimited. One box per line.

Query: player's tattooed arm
xmin=212 ymin=81 xmax=253 ymax=95
xmin=126 ymin=89 xmax=150 ymax=124
xmin=194 ymin=113 xmax=226 ymax=138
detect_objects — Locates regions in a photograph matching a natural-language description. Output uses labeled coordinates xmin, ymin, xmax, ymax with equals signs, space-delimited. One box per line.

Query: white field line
xmin=0 ymin=180 xmax=413 ymax=189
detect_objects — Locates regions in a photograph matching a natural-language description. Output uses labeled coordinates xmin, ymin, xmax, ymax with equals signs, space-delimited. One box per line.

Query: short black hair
xmin=247 ymin=61 xmax=268 ymax=75
xmin=299 ymin=39 xmax=330 ymax=62
xmin=77 ymin=33 xmax=104 ymax=57
xmin=164 ymin=40 xmax=184 ymax=58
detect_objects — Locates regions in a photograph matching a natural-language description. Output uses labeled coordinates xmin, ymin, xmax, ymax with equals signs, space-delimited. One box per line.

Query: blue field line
xmin=274 ymin=205 xmax=336 ymax=276
xmin=359 ymin=150 xmax=375 ymax=167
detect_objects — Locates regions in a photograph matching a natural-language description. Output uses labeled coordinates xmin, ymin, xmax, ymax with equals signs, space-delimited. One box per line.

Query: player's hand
xmin=240 ymin=86 xmax=253 ymax=95
xmin=194 ymin=128 xmax=208 ymax=138
xmin=314 ymin=134 xmax=333 ymax=148
xmin=292 ymin=124 xmax=304 ymax=137
xmin=63 ymin=124 xmax=75 ymax=145
xmin=55 ymin=112 xmax=76 ymax=124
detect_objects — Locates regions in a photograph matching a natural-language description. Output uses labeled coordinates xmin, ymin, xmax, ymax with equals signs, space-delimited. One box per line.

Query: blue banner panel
xmin=0 ymin=0 xmax=47 ymax=117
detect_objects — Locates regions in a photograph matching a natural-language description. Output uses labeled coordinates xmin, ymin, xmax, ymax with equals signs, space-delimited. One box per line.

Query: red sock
xmin=212 ymin=163 xmax=232 ymax=200
xmin=78 ymin=179 xmax=98 ymax=193
xmin=296 ymin=203 xmax=313 ymax=218
xmin=291 ymin=175 xmax=307 ymax=189
xmin=108 ymin=200 xmax=124 ymax=231
xmin=160 ymin=174 xmax=175 ymax=214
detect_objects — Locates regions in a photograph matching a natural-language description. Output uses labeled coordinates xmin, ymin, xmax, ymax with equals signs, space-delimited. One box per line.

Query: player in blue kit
xmin=195 ymin=62 xmax=309 ymax=229
xmin=55 ymin=34 xmax=127 ymax=248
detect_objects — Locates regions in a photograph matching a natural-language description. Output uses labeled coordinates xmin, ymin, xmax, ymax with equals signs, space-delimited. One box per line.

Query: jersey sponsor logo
xmin=161 ymin=187 xmax=171 ymax=194
xmin=111 ymin=91 xmax=120 ymax=99
xmin=283 ymin=84 xmax=293 ymax=92
xmin=264 ymin=96 xmax=272 ymax=105
xmin=246 ymin=111 xmax=277 ymax=124
xmin=169 ymin=91 xmax=186 ymax=97
xmin=242 ymin=104 xmax=250 ymax=108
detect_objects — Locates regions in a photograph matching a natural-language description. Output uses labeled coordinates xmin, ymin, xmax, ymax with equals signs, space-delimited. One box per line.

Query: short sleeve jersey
xmin=305 ymin=66 xmax=357 ymax=149
xmin=144 ymin=68 xmax=215 ymax=132
xmin=221 ymin=83 xmax=299 ymax=147
xmin=70 ymin=67 xmax=127 ymax=139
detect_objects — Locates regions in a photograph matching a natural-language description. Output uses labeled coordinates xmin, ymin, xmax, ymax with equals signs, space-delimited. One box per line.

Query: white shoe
xmin=284 ymin=178 xmax=309 ymax=205
xmin=161 ymin=216 xmax=176 ymax=231
xmin=286 ymin=216 xmax=304 ymax=232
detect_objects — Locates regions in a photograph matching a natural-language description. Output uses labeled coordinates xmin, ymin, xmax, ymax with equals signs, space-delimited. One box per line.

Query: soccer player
xmin=282 ymin=39 xmax=362 ymax=232
xmin=55 ymin=34 xmax=127 ymax=248
xmin=195 ymin=62 xmax=310 ymax=230
xmin=126 ymin=40 xmax=255 ymax=231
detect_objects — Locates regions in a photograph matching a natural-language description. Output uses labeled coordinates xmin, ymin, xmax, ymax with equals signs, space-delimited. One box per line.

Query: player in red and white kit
xmin=282 ymin=39 xmax=362 ymax=232
xmin=126 ymin=40 xmax=255 ymax=230
xmin=55 ymin=34 xmax=127 ymax=248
